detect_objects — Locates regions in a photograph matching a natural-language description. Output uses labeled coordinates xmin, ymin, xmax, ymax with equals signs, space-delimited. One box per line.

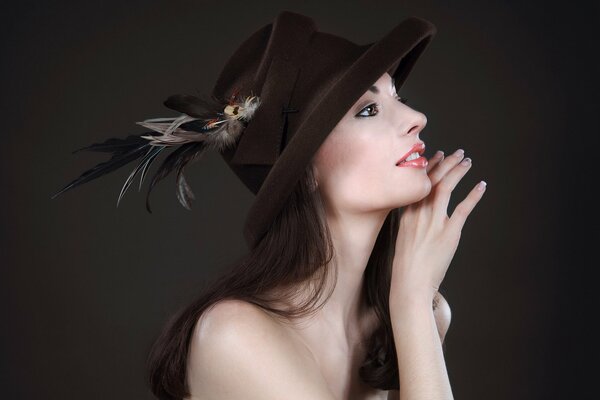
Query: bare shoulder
xmin=187 ymin=299 xmax=336 ymax=400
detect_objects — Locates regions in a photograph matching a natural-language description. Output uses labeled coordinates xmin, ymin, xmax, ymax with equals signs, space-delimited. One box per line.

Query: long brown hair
xmin=146 ymin=162 xmax=403 ymax=399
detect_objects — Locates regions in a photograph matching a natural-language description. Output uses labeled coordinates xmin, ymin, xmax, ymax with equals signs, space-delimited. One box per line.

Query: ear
xmin=310 ymin=164 xmax=320 ymax=191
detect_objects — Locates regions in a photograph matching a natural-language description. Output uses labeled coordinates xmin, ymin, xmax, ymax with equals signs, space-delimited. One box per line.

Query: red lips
xmin=396 ymin=142 xmax=426 ymax=165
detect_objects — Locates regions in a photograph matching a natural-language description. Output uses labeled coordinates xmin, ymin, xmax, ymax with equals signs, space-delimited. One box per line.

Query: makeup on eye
xmin=352 ymin=76 xmax=406 ymax=117
xmin=355 ymin=95 xmax=410 ymax=118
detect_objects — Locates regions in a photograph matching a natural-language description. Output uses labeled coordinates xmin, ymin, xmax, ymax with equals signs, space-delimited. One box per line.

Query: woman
xmin=51 ymin=10 xmax=486 ymax=400
xmin=182 ymin=72 xmax=482 ymax=400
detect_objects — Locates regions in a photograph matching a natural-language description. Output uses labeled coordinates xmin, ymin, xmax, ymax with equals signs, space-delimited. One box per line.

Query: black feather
xmin=163 ymin=93 xmax=225 ymax=119
xmin=51 ymin=133 xmax=157 ymax=200
xmin=175 ymin=171 xmax=195 ymax=210
xmin=53 ymin=91 xmax=237 ymax=210
xmin=117 ymin=145 xmax=166 ymax=207
xmin=71 ymin=133 xmax=157 ymax=154
xmin=145 ymin=141 xmax=207 ymax=213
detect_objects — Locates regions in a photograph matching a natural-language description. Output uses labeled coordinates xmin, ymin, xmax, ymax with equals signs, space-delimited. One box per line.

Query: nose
xmin=405 ymin=110 xmax=427 ymax=137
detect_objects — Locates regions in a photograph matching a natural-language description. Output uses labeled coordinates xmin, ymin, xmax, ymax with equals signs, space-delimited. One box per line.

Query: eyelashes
xmin=356 ymin=96 xmax=409 ymax=118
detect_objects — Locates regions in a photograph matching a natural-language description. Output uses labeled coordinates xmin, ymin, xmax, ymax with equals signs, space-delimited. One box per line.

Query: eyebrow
xmin=367 ymin=77 xmax=396 ymax=94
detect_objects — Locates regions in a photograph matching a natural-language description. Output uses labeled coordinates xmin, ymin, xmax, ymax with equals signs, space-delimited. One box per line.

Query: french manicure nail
xmin=477 ymin=181 xmax=487 ymax=191
xmin=461 ymin=157 xmax=472 ymax=165
xmin=454 ymin=149 xmax=465 ymax=156
xmin=437 ymin=150 xmax=444 ymax=157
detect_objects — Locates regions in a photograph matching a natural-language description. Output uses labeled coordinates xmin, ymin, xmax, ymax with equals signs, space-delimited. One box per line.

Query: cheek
xmin=343 ymin=146 xmax=388 ymax=190
xmin=314 ymin=128 xmax=430 ymax=210
xmin=319 ymin=139 xmax=393 ymax=205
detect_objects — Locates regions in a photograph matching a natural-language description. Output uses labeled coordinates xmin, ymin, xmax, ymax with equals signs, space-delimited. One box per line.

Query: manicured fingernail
xmin=477 ymin=180 xmax=487 ymax=191
xmin=460 ymin=157 xmax=471 ymax=166
xmin=436 ymin=150 xmax=444 ymax=157
xmin=454 ymin=149 xmax=464 ymax=157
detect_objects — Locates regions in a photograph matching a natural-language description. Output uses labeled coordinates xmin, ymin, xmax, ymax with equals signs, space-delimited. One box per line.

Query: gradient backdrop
xmin=1 ymin=0 xmax=597 ymax=399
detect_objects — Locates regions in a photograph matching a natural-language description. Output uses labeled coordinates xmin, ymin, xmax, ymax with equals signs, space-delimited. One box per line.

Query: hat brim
xmin=243 ymin=16 xmax=437 ymax=249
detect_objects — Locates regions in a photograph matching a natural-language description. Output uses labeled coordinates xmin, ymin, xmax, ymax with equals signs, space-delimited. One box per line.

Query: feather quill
xmin=117 ymin=145 xmax=166 ymax=206
xmin=144 ymin=141 xmax=207 ymax=212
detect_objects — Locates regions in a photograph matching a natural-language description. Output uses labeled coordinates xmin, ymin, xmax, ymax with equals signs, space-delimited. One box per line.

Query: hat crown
xmin=211 ymin=11 xmax=369 ymax=194
xmin=212 ymin=11 xmax=316 ymax=106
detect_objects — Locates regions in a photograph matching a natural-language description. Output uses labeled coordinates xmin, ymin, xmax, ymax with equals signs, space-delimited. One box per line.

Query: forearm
xmin=390 ymin=291 xmax=454 ymax=400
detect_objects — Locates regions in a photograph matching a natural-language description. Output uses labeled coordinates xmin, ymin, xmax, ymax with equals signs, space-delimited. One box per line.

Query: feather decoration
xmin=50 ymin=134 xmax=156 ymax=200
xmin=116 ymin=144 xmax=166 ymax=207
xmin=51 ymin=88 xmax=261 ymax=212
xmin=138 ymin=92 xmax=260 ymax=152
xmin=144 ymin=141 xmax=207 ymax=212
xmin=163 ymin=92 xmax=225 ymax=118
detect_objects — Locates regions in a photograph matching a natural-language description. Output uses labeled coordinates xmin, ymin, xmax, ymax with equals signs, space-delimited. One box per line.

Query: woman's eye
xmin=355 ymin=96 xmax=409 ymax=118
xmin=357 ymin=103 xmax=379 ymax=118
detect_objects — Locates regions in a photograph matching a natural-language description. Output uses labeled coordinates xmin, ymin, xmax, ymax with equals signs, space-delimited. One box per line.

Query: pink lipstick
xmin=396 ymin=142 xmax=428 ymax=168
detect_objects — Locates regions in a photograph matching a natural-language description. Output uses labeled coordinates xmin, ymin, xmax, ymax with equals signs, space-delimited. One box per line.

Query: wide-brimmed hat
xmin=51 ymin=10 xmax=437 ymax=250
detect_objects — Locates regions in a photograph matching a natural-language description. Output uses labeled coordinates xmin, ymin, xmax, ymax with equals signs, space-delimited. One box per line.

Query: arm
xmin=387 ymin=291 xmax=452 ymax=400
xmin=388 ymin=149 xmax=485 ymax=399
xmin=390 ymin=291 xmax=453 ymax=400
xmin=187 ymin=300 xmax=338 ymax=400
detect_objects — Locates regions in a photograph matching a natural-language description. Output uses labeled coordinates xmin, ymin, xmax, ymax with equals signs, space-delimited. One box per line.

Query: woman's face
xmin=312 ymin=72 xmax=431 ymax=214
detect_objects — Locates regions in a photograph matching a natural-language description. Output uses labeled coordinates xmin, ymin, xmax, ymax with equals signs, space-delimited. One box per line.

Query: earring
xmin=309 ymin=165 xmax=319 ymax=192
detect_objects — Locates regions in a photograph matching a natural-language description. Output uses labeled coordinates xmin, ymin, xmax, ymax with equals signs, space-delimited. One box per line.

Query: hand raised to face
xmin=390 ymin=148 xmax=487 ymax=303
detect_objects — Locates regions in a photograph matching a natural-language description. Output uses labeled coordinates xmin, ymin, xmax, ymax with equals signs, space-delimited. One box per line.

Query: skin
xmin=307 ymin=70 xmax=434 ymax=343
xmin=187 ymin=71 xmax=484 ymax=400
xmin=285 ymin=71 xmax=452 ymax=398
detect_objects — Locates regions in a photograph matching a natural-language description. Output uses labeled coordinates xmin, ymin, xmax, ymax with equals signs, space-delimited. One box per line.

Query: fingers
xmin=448 ymin=180 xmax=487 ymax=233
xmin=425 ymin=150 xmax=445 ymax=173
xmin=433 ymin=156 xmax=473 ymax=218
xmin=426 ymin=147 xmax=487 ymax=232
xmin=427 ymin=149 xmax=466 ymax=186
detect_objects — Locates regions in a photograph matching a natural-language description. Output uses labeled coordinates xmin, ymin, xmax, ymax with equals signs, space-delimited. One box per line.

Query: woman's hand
xmin=390 ymin=149 xmax=487 ymax=305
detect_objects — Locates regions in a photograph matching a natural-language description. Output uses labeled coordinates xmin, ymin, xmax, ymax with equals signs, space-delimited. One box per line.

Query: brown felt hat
xmin=215 ymin=10 xmax=437 ymax=248
xmin=51 ymin=10 xmax=437 ymax=250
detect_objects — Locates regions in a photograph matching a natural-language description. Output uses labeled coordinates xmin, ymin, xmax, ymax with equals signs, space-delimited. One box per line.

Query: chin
xmin=422 ymin=176 xmax=433 ymax=196
xmin=392 ymin=182 xmax=432 ymax=208
xmin=412 ymin=176 xmax=433 ymax=202
xmin=384 ymin=175 xmax=434 ymax=208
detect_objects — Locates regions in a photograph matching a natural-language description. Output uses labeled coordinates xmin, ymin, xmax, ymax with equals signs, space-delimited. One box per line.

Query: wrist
xmin=389 ymin=287 xmax=436 ymax=313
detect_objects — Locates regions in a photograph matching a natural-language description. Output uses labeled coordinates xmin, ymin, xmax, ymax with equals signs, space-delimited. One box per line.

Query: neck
xmin=279 ymin=208 xmax=390 ymax=348
xmin=318 ymin=209 xmax=388 ymax=341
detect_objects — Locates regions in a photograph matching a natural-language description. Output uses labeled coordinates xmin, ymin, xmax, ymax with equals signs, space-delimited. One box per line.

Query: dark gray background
xmin=2 ymin=0 xmax=597 ymax=399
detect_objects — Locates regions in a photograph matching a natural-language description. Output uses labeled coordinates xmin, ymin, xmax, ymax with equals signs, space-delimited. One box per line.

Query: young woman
xmin=52 ymin=10 xmax=486 ymax=400
xmin=180 ymin=71 xmax=483 ymax=400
